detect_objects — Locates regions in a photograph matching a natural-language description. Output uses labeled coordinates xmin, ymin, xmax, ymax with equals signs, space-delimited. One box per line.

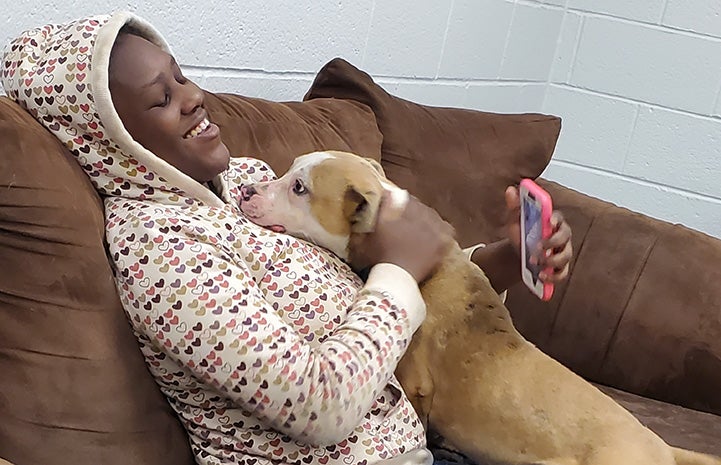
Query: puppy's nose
xmin=240 ymin=185 xmax=257 ymax=201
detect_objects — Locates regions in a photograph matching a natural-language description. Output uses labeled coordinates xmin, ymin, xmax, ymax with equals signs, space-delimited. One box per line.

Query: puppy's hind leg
xmin=583 ymin=442 xmax=675 ymax=465
xmin=672 ymin=447 xmax=721 ymax=465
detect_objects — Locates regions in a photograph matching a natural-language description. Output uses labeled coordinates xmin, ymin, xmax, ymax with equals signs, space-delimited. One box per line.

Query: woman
xmin=1 ymin=12 xmax=572 ymax=465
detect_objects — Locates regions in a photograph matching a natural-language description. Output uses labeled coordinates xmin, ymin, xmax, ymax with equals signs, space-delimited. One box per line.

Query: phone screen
xmin=522 ymin=192 xmax=543 ymax=286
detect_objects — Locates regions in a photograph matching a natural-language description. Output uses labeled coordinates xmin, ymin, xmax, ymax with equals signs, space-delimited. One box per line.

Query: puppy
xmin=239 ymin=150 xmax=721 ymax=465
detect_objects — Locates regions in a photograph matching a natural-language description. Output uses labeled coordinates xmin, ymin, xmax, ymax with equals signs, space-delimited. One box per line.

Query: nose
xmin=240 ymin=185 xmax=257 ymax=201
xmin=180 ymin=82 xmax=204 ymax=116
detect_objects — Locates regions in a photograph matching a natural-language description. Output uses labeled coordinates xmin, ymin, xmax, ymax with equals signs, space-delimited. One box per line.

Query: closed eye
xmin=150 ymin=87 xmax=170 ymax=109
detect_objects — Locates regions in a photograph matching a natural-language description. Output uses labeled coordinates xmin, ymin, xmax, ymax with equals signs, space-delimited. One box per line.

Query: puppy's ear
xmin=365 ymin=158 xmax=386 ymax=178
xmin=344 ymin=186 xmax=381 ymax=233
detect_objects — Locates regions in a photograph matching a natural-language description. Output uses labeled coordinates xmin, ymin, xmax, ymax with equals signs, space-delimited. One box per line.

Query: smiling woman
xmin=109 ymin=30 xmax=230 ymax=183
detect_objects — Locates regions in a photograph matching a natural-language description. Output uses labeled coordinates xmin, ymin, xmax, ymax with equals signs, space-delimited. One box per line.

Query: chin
xmin=201 ymin=145 xmax=231 ymax=182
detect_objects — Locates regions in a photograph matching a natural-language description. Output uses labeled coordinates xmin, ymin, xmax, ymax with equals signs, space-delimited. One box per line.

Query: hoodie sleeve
xmin=109 ymin=209 xmax=426 ymax=446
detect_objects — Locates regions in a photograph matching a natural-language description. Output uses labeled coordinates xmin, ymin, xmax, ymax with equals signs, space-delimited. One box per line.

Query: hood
xmin=1 ymin=12 xmax=224 ymax=207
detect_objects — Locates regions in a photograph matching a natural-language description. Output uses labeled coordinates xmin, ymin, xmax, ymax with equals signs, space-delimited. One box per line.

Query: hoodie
xmin=1 ymin=12 xmax=431 ymax=465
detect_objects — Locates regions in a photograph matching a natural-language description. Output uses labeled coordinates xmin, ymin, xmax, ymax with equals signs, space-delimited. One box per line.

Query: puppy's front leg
xmin=395 ymin=333 xmax=435 ymax=430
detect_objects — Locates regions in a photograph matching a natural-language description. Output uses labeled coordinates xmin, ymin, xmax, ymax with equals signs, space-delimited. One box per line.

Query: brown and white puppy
xmin=239 ymin=150 xmax=721 ymax=465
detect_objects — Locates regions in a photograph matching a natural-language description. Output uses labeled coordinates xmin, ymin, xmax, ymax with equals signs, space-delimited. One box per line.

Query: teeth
xmin=185 ymin=118 xmax=210 ymax=139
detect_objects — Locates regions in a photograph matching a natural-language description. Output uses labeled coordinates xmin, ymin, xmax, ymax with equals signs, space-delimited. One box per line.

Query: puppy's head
xmin=239 ymin=150 xmax=404 ymax=259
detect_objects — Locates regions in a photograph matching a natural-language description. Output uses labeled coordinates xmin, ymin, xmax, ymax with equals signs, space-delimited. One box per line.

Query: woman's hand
xmin=505 ymin=186 xmax=573 ymax=283
xmin=350 ymin=195 xmax=455 ymax=283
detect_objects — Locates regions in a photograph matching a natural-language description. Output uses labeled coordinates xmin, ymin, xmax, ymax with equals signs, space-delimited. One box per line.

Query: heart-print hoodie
xmin=1 ymin=12 xmax=432 ymax=465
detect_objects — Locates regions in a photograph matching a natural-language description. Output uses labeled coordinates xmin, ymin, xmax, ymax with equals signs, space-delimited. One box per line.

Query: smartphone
xmin=519 ymin=178 xmax=554 ymax=301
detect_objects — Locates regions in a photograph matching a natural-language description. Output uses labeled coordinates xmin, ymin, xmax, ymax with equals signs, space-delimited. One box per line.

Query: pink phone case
xmin=519 ymin=178 xmax=554 ymax=301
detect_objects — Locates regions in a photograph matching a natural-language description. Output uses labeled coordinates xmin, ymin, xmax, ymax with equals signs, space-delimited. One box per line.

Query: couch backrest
xmin=0 ymin=97 xmax=196 ymax=465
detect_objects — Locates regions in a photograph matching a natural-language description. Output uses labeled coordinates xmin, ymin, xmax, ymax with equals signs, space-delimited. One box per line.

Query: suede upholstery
xmin=1 ymin=58 xmax=720 ymax=464
xmin=0 ymin=97 xmax=194 ymax=465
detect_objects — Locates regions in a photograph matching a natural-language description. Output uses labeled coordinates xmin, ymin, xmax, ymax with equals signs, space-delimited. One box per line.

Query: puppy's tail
xmin=673 ymin=447 xmax=721 ymax=465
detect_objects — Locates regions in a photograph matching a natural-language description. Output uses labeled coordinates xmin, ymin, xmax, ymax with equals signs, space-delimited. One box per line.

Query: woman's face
xmin=109 ymin=34 xmax=230 ymax=183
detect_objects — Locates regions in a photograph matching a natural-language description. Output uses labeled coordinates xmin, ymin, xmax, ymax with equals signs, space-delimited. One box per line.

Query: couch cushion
xmin=598 ymin=385 xmax=721 ymax=456
xmin=304 ymin=58 xmax=561 ymax=246
xmin=204 ymin=91 xmax=383 ymax=176
xmin=506 ymin=180 xmax=721 ymax=417
xmin=0 ymin=96 xmax=195 ymax=465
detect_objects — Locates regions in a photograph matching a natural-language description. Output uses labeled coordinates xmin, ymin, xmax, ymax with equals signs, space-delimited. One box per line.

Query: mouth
xmin=267 ymin=224 xmax=287 ymax=234
xmin=238 ymin=204 xmax=287 ymax=234
xmin=184 ymin=116 xmax=217 ymax=140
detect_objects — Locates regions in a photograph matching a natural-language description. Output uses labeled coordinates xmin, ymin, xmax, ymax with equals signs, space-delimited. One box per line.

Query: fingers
xmin=537 ymin=241 xmax=572 ymax=280
xmin=505 ymin=185 xmax=520 ymax=212
xmin=539 ymin=262 xmax=569 ymax=283
xmin=541 ymin=211 xmax=572 ymax=251
xmin=536 ymin=211 xmax=573 ymax=283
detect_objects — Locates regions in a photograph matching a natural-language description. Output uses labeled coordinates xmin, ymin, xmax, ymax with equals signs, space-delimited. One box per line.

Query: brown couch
xmin=1 ymin=58 xmax=719 ymax=465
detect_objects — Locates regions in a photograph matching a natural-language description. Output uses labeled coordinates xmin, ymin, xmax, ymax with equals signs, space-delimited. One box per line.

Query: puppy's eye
xmin=292 ymin=179 xmax=307 ymax=195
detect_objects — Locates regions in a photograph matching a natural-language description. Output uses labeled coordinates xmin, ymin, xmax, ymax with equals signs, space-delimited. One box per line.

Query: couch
xmin=1 ymin=58 xmax=719 ymax=465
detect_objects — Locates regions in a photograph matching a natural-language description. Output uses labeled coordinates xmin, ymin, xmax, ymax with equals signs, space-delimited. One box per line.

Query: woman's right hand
xmin=350 ymin=194 xmax=455 ymax=283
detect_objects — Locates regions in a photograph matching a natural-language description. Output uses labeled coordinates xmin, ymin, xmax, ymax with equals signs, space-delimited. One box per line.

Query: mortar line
xmin=659 ymin=0 xmax=670 ymax=25
xmin=566 ymin=14 xmax=586 ymax=85
xmin=497 ymin=0 xmax=519 ymax=79
xmin=620 ymin=105 xmax=641 ymax=172
xmin=542 ymin=0 xmax=571 ymax=110
xmin=435 ymin=0 xmax=455 ymax=79
xmin=360 ymin=0 xmax=377 ymax=69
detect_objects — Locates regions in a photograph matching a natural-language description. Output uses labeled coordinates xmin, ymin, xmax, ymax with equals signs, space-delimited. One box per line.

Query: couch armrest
xmin=506 ymin=179 xmax=721 ymax=416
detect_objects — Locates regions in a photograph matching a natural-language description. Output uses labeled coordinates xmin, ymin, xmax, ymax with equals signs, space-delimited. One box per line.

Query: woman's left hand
xmin=505 ymin=186 xmax=573 ymax=283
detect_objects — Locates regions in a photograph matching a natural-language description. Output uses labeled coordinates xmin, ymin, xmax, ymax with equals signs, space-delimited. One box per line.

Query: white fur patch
xmin=380 ymin=179 xmax=410 ymax=211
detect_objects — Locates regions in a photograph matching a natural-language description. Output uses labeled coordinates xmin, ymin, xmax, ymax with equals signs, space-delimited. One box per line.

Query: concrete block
xmin=543 ymin=162 xmax=721 ymax=238
xmin=376 ymin=79 xmax=468 ymax=108
xmin=438 ymin=0 xmax=514 ymax=79
xmin=500 ymin=2 xmax=564 ymax=81
xmin=463 ymin=82 xmax=546 ymax=113
xmin=543 ymin=85 xmax=637 ymax=171
xmin=202 ymin=74 xmax=314 ymax=102
xmin=363 ymin=1 xmax=452 ymax=78
xmin=663 ymin=0 xmax=721 ymax=39
xmin=571 ymin=16 xmax=721 ymax=115
xmin=567 ymin=0 xmax=666 ymax=23
xmin=138 ymin=0 xmax=373 ymax=72
xmin=624 ymin=106 xmax=721 ymax=199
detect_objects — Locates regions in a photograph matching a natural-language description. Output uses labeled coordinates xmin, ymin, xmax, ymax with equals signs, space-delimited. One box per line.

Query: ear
xmin=365 ymin=158 xmax=386 ymax=178
xmin=343 ymin=185 xmax=381 ymax=233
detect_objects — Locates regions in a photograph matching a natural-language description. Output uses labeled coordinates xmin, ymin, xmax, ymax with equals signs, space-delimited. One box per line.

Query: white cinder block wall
xmin=544 ymin=0 xmax=721 ymax=239
xmin=2 ymin=0 xmax=719 ymax=238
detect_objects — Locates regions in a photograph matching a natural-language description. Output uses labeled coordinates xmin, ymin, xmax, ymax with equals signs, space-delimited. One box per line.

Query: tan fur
xmin=243 ymin=151 xmax=721 ymax=465
xmin=309 ymin=154 xmax=382 ymax=236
